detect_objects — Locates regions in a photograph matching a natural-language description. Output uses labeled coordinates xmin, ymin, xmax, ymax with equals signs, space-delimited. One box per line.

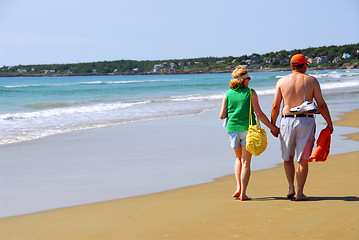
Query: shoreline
xmin=0 ymin=110 xmax=358 ymax=239
xmin=1 ymin=65 xmax=357 ymax=78
xmin=331 ymin=108 xmax=359 ymax=141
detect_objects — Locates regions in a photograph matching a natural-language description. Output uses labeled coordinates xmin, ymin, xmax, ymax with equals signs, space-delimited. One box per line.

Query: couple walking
xmin=220 ymin=54 xmax=333 ymax=201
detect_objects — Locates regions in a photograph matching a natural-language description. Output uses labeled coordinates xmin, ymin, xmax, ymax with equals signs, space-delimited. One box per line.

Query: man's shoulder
xmin=304 ymin=73 xmax=317 ymax=80
xmin=277 ymin=74 xmax=291 ymax=85
xmin=304 ymin=73 xmax=319 ymax=85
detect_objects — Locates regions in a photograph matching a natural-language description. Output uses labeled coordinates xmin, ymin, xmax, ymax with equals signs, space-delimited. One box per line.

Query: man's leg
xmin=296 ymin=159 xmax=309 ymax=201
xmin=284 ymin=156 xmax=295 ymax=198
xmin=295 ymin=121 xmax=315 ymax=201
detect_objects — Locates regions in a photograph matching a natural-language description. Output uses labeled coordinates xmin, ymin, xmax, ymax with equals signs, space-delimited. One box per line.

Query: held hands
xmin=270 ymin=126 xmax=280 ymax=138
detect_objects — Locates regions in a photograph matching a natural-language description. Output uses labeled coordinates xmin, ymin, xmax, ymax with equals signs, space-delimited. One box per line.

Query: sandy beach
xmin=1 ymin=109 xmax=358 ymax=239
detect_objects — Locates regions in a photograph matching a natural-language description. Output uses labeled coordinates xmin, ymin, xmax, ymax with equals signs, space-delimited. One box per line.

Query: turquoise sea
xmin=1 ymin=69 xmax=359 ymax=145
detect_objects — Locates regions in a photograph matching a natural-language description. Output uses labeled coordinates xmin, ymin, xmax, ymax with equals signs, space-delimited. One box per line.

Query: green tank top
xmin=225 ymin=86 xmax=256 ymax=132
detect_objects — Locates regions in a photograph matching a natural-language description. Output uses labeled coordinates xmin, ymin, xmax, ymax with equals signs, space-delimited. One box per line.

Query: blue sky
xmin=0 ymin=0 xmax=358 ymax=66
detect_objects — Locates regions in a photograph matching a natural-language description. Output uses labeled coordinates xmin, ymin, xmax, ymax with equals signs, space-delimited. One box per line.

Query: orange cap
xmin=290 ymin=54 xmax=311 ymax=66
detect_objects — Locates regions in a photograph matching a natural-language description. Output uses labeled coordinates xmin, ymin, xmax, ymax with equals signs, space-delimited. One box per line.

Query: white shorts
xmin=279 ymin=116 xmax=316 ymax=161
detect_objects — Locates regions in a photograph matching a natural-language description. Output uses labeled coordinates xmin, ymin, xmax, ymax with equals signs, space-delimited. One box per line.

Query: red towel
xmin=308 ymin=128 xmax=331 ymax=162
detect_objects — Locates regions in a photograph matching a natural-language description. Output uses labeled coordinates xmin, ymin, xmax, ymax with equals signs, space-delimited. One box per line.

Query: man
xmin=271 ymin=54 xmax=333 ymax=201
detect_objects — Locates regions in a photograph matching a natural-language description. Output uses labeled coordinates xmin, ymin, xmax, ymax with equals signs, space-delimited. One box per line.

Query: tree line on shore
xmin=1 ymin=43 xmax=358 ymax=77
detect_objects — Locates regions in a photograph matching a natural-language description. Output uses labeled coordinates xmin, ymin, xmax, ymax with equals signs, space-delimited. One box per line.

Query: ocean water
xmin=1 ymin=69 xmax=359 ymax=145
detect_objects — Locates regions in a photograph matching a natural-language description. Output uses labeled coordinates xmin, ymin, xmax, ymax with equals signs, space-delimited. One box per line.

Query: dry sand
xmin=1 ymin=110 xmax=358 ymax=240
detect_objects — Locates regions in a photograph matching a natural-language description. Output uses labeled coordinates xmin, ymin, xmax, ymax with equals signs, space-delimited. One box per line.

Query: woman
xmin=220 ymin=66 xmax=279 ymax=201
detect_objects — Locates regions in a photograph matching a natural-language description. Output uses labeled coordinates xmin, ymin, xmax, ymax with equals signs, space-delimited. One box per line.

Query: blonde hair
xmin=230 ymin=66 xmax=248 ymax=89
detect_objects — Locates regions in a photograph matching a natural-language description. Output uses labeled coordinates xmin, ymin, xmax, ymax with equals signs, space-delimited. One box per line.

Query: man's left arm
xmin=313 ymin=79 xmax=333 ymax=133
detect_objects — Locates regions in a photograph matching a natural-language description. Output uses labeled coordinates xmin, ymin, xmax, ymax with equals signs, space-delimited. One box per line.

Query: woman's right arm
xmin=219 ymin=94 xmax=228 ymax=120
xmin=252 ymin=91 xmax=279 ymax=137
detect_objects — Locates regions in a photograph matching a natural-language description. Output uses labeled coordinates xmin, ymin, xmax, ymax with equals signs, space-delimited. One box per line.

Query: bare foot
xmin=240 ymin=195 xmax=252 ymax=201
xmin=296 ymin=194 xmax=309 ymax=201
xmin=287 ymin=189 xmax=296 ymax=199
xmin=232 ymin=189 xmax=241 ymax=198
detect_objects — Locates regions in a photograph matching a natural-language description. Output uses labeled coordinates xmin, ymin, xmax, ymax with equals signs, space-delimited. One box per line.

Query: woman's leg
xmin=240 ymin=146 xmax=252 ymax=200
xmin=232 ymin=147 xmax=242 ymax=197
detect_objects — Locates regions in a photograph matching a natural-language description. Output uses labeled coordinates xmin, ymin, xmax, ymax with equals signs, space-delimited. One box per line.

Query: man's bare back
xmin=271 ymin=65 xmax=332 ymax=132
xmin=276 ymin=72 xmax=318 ymax=115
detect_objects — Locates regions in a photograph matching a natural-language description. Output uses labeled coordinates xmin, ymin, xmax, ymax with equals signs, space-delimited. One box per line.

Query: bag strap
xmin=249 ymin=89 xmax=253 ymax=126
xmin=248 ymin=89 xmax=261 ymax=127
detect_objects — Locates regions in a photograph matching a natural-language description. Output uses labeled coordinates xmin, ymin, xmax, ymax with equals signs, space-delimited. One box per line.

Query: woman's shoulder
xmin=225 ymin=89 xmax=233 ymax=95
xmin=227 ymin=87 xmax=255 ymax=94
xmin=242 ymin=86 xmax=255 ymax=92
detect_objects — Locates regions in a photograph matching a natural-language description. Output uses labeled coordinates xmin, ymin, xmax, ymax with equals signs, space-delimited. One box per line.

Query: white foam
xmin=256 ymin=88 xmax=276 ymax=95
xmin=170 ymin=94 xmax=223 ymax=102
xmin=0 ymin=101 xmax=150 ymax=120
xmin=79 ymin=81 xmax=104 ymax=85
xmin=2 ymin=78 xmax=192 ymax=89
xmin=0 ymin=124 xmax=110 ymax=145
xmin=4 ymin=84 xmax=41 ymax=88
xmin=310 ymin=71 xmax=359 ymax=79
xmin=321 ymin=80 xmax=359 ymax=90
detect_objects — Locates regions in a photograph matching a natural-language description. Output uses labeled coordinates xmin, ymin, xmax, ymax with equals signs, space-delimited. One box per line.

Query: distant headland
xmin=1 ymin=43 xmax=358 ymax=77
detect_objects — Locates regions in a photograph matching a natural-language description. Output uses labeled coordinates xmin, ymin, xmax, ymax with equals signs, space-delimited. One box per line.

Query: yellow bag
xmin=246 ymin=90 xmax=268 ymax=156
